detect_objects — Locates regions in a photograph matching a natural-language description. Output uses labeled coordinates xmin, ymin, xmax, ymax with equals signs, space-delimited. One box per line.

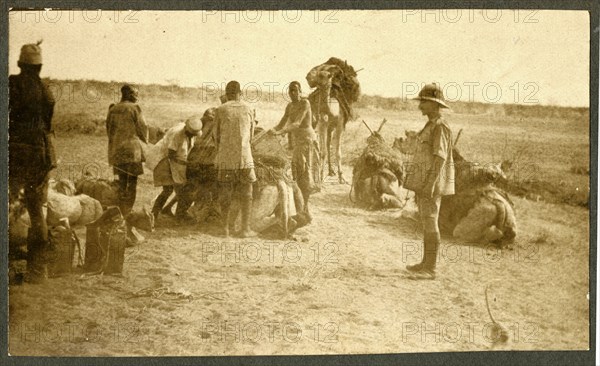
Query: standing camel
xmin=308 ymin=79 xmax=349 ymax=183
xmin=306 ymin=58 xmax=360 ymax=184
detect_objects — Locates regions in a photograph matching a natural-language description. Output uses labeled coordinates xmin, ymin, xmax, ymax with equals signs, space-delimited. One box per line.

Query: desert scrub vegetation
xmin=44 ymin=78 xmax=590 ymax=207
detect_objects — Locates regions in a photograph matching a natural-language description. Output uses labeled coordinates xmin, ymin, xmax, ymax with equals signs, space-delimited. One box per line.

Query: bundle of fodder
xmin=453 ymin=147 xmax=510 ymax=192
xmin=252 ymin=131 xmax=292 ymax=186
xmin=254 ymin=154 xmax=292 ymax=186
xmin=306 ymin=57 xmax=361 ymax=119
xmin=350 ymin=121 xmax=405 ymax=209
xmin=323 ymin=57 xmax=361 ymax=103
xmin=51 ymin=179 xmax=77 ymax=196
xmin=352 ymin=129 xmax=404 ymax=185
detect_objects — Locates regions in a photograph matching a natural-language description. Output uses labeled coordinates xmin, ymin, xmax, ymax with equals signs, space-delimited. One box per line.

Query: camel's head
xmin=487 ymin=160 xmax=514 ymax=184
xmin=392 ymin=130 xmax=418 ymax=155
xmin=306 ymin=64 xmax=342 ymax=90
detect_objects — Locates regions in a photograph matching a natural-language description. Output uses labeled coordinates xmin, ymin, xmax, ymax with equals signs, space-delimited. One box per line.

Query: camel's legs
xmin=317 ymin=115 xmax=329 ymax=181
xmin=327 ymin=126 xmax=335 ymax=176
xmin=334 ymin=121 xmax=345 ymax=184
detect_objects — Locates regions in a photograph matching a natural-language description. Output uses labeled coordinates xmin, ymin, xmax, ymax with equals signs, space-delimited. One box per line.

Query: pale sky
xmin=8 ymin=9 xmax=590 ymax=107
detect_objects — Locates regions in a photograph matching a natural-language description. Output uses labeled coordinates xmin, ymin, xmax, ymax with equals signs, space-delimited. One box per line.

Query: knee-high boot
xmin=406 ymin=232 xmax=438 ymax=274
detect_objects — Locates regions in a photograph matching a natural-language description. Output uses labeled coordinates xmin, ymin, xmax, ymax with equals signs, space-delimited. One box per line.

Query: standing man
xmin=215 ymin=81 xmax=256 ymax=238
xmin=270 ymin=81 xmax=320 ymax=223
xmin=403 ymin=83 xmax=455 ymax=279
xmin=9 ymin=41 xmax=56 ymax=283
xmin=106 ymin=84 xmax=149 ymax=216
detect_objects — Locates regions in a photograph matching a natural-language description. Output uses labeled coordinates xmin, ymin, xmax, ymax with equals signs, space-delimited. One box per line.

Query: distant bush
xmin=45 ymin=78 xmax=588 ymax=122
xmin=498 ymin=177 xmax=589 ymax=208
xmin=354 ymin=93 xmax=588 ymax=120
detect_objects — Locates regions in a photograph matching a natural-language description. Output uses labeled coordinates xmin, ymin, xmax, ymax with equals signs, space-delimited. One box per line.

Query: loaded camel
xmin=351 ymin=119 xmax=406 ymax=209
xmin=394 ymin=130 xmax=517 ymax=246
xmin=306 ymin=58 xmax=361 ymax=184
xmin=184 ymin=129 xmax=309 ymax=239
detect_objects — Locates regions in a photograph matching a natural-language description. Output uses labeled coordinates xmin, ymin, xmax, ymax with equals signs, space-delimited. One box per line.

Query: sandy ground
xmin=8 ymin=133 xmax=589 ymax=354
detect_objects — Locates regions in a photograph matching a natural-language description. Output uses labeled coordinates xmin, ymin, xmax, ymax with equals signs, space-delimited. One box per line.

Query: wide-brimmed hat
xmin=184 ymin=115 xmax=203 ymax=135
xmin=19 ymin=42 xmax=43 ymax=65
xmin=414 ymin=83 xmax=450 ymax=109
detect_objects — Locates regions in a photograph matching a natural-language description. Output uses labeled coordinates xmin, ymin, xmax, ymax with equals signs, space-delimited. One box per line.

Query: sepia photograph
xmin=4 ymin=5 xmax=594 ymax=360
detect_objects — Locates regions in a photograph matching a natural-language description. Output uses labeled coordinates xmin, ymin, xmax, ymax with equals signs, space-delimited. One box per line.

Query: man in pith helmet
xmin=403 ymin=83 xmax=455 ymax=279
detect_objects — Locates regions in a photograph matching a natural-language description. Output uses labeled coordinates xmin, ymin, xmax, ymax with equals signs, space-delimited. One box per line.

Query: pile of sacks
xmin=10 ymin=179 xmax=104 ymax=231
xmin=48 ymin=179 xmax=104 ymax=226
xmin=9 ymin=177 xmax=154 ymax=248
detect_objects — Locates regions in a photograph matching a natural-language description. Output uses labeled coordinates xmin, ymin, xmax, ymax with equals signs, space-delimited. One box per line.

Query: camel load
xmin=394 ymin=130 xmax=517 ymax=246
xmin=187 ymin=130 xmax=307 ymax=239
xmin=306 ymin=57 xmax=361 ymax=183
xmin=246 ymin=131 xmax=307 ymax=238
xmin=306 ymin=57 xmax=361 ymax=121
xmin=351 ymin=119 xmax=405 ymax=209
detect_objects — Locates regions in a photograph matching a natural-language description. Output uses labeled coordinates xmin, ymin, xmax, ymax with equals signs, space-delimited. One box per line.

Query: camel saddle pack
xmin=84 ymin=206 xmax=127 ymax=274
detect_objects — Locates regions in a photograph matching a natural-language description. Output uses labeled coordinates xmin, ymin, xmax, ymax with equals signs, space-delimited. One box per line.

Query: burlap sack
xmin=144 ymin=142 xmax=164 ymax=171
xmin=47 ymin=191 xmax=82 ymax=226
xmin=76 ymin=194 xmax=104 ymax=226
xmin=126 ymin=207 xmax=155 ymax=232
xmin=75 ymin=178 xmax=119 ymax=207
xmin=52 ymin=179 xmax=76 ymax=196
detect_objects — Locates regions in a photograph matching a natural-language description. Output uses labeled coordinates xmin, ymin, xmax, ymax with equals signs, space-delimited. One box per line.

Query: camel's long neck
xmin=319 ymin=83 xmax=332 ymax=103
xmin=310 ymin=84 xmax=332 ymax=112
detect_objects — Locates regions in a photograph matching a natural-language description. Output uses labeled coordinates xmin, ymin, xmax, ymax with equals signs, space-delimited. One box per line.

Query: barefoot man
xmin=270 ymin=81 xmax=320 ymax=224
xmin=215 ymin=81 xmax=257 ymax=238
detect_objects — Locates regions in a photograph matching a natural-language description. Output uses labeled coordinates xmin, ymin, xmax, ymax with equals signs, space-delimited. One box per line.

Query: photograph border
xmin=1 ymin=0 xmax=597 ymax=365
